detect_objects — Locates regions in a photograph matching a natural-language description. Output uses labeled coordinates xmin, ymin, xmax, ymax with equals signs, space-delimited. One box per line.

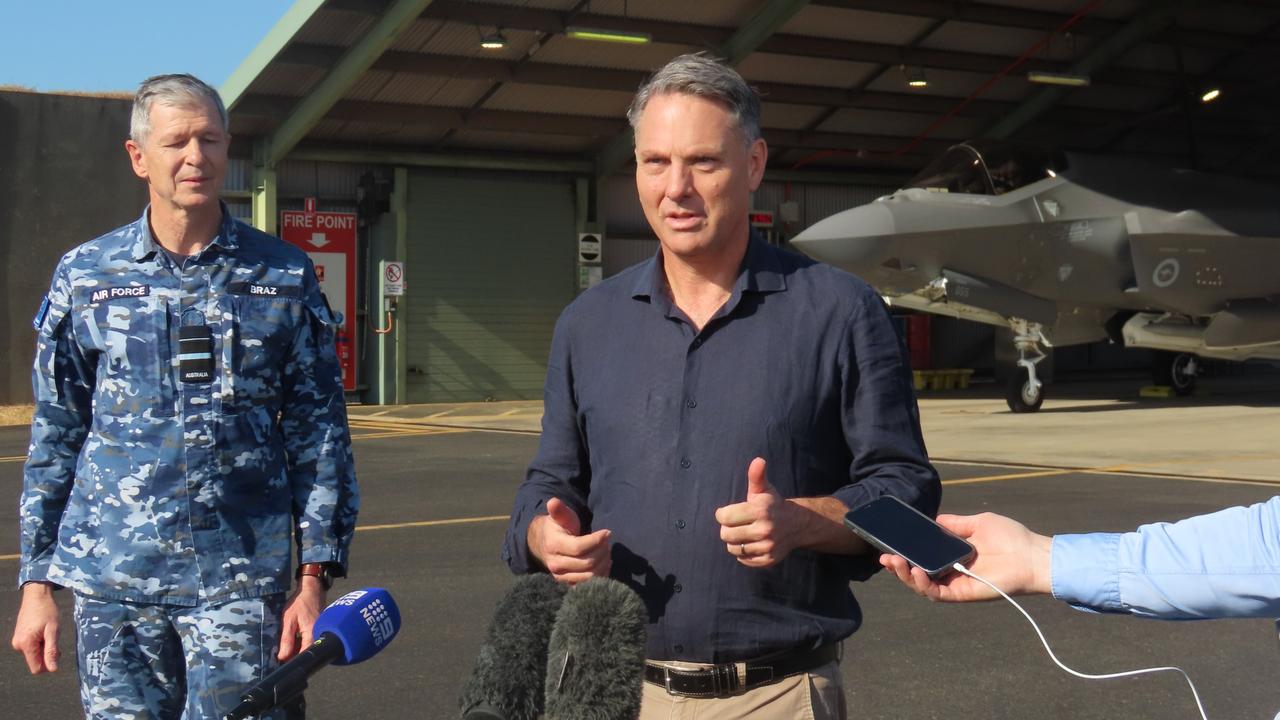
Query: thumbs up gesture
xmin=714 ymin=457 xmax=799 ymax=567
xmin=529 ymin=497 xmax=612 ymax=585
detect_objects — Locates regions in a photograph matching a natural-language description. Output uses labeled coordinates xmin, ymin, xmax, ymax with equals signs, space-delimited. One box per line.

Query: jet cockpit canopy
xmin=905 ymin=140 xmax=1068 ymax=196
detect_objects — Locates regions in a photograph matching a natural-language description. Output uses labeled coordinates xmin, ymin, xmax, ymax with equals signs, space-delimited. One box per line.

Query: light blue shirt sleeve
xmin=1050 ymin=495 xmax=1280 ymax=619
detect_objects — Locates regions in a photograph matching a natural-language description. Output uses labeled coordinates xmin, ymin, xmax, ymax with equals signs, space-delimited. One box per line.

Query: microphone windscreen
xmin=544 ymin=577 xmax=648 ymax=720
xmin=460 ymin=573 xmax=568 ymax=720
xmin=313 ymin=587 xmax=401 ymax=665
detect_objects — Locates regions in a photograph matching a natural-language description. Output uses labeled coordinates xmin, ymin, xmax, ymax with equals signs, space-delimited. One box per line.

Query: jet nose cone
xmin=791 ymin=203 xmax=895 ymax=276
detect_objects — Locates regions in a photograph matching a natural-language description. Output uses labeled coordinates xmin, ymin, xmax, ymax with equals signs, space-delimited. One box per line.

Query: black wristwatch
xmin=297 ymin=562 xmax=336 ymax=591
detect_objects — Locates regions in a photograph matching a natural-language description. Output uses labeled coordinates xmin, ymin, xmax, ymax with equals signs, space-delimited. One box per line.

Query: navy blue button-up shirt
xmin=503 ymin=234 xmax=939 ymax=662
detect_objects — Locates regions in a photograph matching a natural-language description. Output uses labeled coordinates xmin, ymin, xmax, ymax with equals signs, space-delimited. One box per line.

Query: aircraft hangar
xmin=213 ymin=0 xmax=1280 ymax=406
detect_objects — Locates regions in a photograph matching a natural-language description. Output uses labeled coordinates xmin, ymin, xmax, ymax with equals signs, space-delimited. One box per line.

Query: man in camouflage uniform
xmin=10 ymin=74 xmax=359 ymax=719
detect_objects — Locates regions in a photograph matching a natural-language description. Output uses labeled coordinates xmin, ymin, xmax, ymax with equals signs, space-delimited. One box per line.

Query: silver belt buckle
xmin=663 ymin=666 xmax=674 ymax=694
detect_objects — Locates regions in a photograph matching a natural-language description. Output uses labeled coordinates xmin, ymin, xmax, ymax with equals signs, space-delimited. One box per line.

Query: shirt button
xmin=680 ymin=457 xmax=691 ymax=469
xmin=675 ymin=519 xmax=686 ymax=529
xmin=674 ymin=644 xmax=684 ymax=653
xmin=674 ymin=583 xmax=683 ymax=593
xmin=686 ymin=398 xmax=697 ymax=408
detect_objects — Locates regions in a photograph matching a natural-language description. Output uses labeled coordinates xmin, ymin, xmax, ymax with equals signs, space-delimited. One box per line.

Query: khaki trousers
xmin=638 ymin=659 xmax=847 ymax=720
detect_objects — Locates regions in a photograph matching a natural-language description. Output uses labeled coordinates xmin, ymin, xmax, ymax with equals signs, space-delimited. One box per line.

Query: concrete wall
xmin=0 ymin=91 xmax=148 ymax=404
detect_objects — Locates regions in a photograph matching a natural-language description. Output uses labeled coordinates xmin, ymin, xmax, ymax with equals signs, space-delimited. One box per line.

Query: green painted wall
xmin=403 ymin=169 xmax=576 ymax=403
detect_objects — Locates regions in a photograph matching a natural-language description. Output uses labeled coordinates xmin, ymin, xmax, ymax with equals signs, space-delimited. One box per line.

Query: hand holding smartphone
xmin=844 ymin=496 xmax=975 ymax=577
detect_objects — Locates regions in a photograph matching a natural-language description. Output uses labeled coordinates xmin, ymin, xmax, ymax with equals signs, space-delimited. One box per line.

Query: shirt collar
xmin=631 ymin=229 xmax=787 ymax=307
xmin=129 ymin=201 xmax=240 ymax=261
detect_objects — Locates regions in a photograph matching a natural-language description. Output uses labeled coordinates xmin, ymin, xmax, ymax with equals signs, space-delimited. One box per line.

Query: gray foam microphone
xmin=544 ymin=577 xmax=648 ymax=720
xmin=460 ymin=573 xmax=568 ymax=720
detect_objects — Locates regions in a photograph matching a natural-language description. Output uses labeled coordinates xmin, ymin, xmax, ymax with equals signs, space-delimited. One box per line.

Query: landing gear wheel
xmin=1006 ymin=366 xmax=1044 ymax=413
xmin=1152 ymin=352 xmax=1197 ymax=396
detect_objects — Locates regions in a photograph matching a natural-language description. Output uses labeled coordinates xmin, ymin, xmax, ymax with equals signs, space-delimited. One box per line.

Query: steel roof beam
xmin=236 ymin=94 xmax=949 ymax=156
xmin=326 ymin=0 xmax=1189 ymax=89
xmin=261 ymin=0 xmax=438 ymax=168
xmin=274 ymin=43 xmax=1136 ymax=126
xmin=986 ymin=0 xmax=1196 ymax=140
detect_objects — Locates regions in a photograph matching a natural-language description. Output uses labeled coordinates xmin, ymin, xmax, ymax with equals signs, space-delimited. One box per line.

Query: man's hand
xmin=527 ymin=497 xmax=611 ymax=585
xmin=714 ymin=458 xmax=805 ymax=567
xmin=11 ymin=582 xmax=61 ymax=674
xmin=278 ymin=576 xmax=327 ymax=662
xmin=879 ymin=512 xmax=1053 ymax=602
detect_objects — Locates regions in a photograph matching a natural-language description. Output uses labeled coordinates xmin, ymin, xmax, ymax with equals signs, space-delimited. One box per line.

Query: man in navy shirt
xmin=503 ymin=53 xmax=939 ymax=719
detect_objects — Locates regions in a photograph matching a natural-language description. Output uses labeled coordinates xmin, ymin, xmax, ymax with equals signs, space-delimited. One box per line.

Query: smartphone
xmin=844 ymin=496 xmax=975 ymax=578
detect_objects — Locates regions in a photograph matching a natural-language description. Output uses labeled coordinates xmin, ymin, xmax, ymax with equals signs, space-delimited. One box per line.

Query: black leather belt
xmin=644 ymin=643 xmax=839 ymax=698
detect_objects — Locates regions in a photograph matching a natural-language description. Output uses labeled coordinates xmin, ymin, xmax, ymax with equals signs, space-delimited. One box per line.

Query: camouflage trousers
xmin=73 ymin=592 xmax=298 ymax=720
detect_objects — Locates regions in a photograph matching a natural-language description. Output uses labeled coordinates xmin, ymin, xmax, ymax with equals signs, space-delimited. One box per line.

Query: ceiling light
xmin=1027 ymin=71 xmax=1091 ymax=87
xmin=565 ymin=26 xmax=651 ymax=44
xmin=902 ymin=65 xmax=928 ymax=88
xmin=1200 ymin=88 xmax=1221 ymax=103
xmin=480 ymin=30 xmax=507 ymax=50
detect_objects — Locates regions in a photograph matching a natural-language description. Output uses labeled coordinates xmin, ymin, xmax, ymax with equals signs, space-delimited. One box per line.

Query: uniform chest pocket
xmin=221 ymin=295 xmax=304 ymax=414
xmin=73 ymin=296 xmax=176 ymax=418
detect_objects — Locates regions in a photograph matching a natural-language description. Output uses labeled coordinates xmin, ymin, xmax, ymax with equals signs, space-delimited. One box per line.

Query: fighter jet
xmin=791 ymin=139 xmax=1280 ymax=412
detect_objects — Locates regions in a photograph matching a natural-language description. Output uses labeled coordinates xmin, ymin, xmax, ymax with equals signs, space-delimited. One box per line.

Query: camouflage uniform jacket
xmin=19 ymin=206 xmax=359 ymax=606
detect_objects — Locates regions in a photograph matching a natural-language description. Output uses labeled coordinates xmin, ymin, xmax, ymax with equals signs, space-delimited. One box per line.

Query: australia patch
xmin=32 ymin=296 xmax=50 ymax=330
xmin=228 ymin=281 xmax=302 ymax=298
xmin=89 ymin=285 xmax=151 ymax=303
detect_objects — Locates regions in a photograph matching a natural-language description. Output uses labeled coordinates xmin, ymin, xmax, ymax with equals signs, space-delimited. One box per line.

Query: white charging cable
xmin=952 ymin=562 xmax=1208 ymax=720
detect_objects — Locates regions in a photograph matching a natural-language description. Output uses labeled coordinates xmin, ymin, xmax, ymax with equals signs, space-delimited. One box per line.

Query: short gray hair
xmin=130 ymin=74 xmax=228 ymax=143
xmin=626 ymin=53 xmax=762 ymax=145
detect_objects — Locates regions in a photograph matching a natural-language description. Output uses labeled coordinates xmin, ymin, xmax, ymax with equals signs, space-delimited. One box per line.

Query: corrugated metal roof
xmin=296 ymin=7 xmax=377 ymax=46
xmin=760 ymin=102 xmax=825 ymax=131
xmin=604 ymin=0 xmax=755 ymax=27
xmin=485 ymin=82 xmax=633 ymax=118
xmin=737 ymin=53 xmax=880 ymax=89
xmin=920 ymin=21 xmax=1091 ymax=60
xmin=222 ymin=0 xmax=1280 ymax=180
xmin=781 ymin=6 xmax=937 ymax=45
xmin=448 ymin=128 xmax=596 ymax=152
xmin=819 ymin=108 xmax=984 ymax=140
xmin=248 ymin=63 xmax=327 ymax=99
xmin=369 ymin=72 xmax=487 ymax=108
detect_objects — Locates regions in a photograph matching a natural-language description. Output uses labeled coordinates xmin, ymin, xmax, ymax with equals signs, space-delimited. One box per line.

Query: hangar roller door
xmin=404 ymin=170 xmax=576 ymax=403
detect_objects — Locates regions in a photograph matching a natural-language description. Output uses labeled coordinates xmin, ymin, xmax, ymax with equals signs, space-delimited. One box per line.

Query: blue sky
xmin=1 ymin=1 xmax=295 ymax=93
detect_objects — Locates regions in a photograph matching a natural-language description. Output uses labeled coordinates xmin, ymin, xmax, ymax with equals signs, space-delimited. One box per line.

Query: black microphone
xmin=225 ymin=588 xmax=401 ymax=720
xmin=460 ymin=573 xmax=568 ymax=720
xmin=544 ymin=577 xmax=648 ymax=720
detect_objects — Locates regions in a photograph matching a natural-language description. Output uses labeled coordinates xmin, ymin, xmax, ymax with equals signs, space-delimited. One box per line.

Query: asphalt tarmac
xmin=0 ymin=391 xmax=1277 ymax=719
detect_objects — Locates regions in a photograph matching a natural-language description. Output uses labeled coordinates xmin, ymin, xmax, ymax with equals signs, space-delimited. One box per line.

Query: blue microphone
xmin=224 ymin=588 xmax=401 ymax=720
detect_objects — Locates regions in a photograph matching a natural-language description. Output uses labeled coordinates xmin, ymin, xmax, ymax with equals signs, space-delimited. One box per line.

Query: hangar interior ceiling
xmin=225 ymin=0 xmax=1280 ymax=185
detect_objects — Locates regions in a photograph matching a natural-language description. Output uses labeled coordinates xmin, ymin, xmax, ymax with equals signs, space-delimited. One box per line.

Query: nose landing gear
xmin=1006 ymin=319 xmax=1050 ymax=413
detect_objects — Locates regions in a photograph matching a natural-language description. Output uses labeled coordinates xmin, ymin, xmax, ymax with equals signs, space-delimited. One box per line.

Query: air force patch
xmin=89 ymin=285 xmax=151 ymax=303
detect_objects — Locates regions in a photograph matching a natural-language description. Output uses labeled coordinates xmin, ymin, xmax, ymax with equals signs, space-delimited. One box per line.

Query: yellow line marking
xmin=353 ymin=428 xmax=463 ymax=441
xmin=350 ymin=417 xmax=450 ymax=427
xmin=357 ymin=515 xmax=509 ymax=532
xmin=942 ymin=469 xmax=1072 ymax=485
xmin=941 ymin=461 xmax=1280 ymax=488
xmin=0 ymin=554 xmax=16 ymax=561
xmin=1 ymin=455 xmax=27 ymax=464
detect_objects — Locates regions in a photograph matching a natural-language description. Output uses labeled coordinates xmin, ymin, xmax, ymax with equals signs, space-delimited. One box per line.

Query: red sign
xmin=749 ymin=210 xmax=774 ymax=228
xmin=281 ymin=198 xmax=358 ymax=392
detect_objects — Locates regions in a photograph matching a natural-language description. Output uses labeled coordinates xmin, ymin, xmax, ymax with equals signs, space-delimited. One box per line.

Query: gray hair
xmin=626 ymin=53 xmax=762 ymax=145
xmin=130 ymin=74 xmax=228 ymax=143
